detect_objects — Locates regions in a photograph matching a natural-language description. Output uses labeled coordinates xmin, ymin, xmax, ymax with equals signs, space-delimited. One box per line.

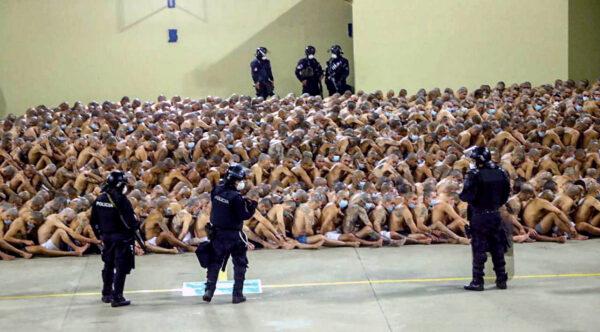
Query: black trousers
xmin=302 ymin=80 xmax=322 ymax=97
xmin=255 ymin=82 xmax=274 ymax=99
xmin=326 ymin=79 xmax=352 ymax=96
xmin=101 ymin=238 xmax=135 ymax=298
xmin=206 ymin=231 xmax=248 ymax=296
xmin=469 ymin=212 xmax=508 ymax=282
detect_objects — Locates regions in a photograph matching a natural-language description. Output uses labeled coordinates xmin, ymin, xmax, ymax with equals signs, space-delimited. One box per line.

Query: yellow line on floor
xmin=1 ymin=272 xmax=599 ymax=301
xmin=262 ymin=272 xmax=600 ymax=289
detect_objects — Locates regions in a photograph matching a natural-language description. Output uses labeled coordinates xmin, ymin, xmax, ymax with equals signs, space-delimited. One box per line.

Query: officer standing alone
xmin=91 ymin=171 xmax=140 ymax=307
xmin=325 ymin=44 xmax=351 ymax=96
xmin=295 ymin=45 xmax=323 ymax=96
xmin=250 ymin=47 xmax=274 ymax=99
xmin=203 ymin=165 xmax=257 ymax=304
xmin=459 ymin=147 xmax=511 ymax=291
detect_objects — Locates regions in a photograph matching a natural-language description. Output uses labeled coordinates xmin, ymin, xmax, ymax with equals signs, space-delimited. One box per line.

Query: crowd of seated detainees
xmin=1 ymin=78 xmax=600 ymax=260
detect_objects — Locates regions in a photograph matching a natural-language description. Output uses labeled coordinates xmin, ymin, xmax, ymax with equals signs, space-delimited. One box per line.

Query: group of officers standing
xmin=90 ymin=146 xmax=511 ymax=307
xmin=250 ymin=45 xmax=352 ymax=99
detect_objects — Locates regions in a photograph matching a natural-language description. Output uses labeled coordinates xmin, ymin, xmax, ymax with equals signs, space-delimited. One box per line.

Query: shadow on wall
xmin=186 ymin=0 xmax=352 ymax=98
xmin=0 ymin=86 xmax=6 ymax=118
xmin=115 ymin=0 xmax=207 ymax=33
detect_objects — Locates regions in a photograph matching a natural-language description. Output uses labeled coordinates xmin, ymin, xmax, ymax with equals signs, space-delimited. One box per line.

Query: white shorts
xmin=325 ymin=231 xmax=341 ymax=241
xmin=380 ymin=231 xmax=392 ymax=240
xmin=146 ymin=237 xmax=158 ymax=246
xmin=42 ymin=239 xmax=59 ymax=251
xmin=182 ymin=232 xmax=192 ymax=244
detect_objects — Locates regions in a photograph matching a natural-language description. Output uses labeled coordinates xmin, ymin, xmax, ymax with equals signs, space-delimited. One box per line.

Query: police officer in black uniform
xmin=459 ymin=146 xmax=511 ymax=291
xmin=295 ymin=45 xmax=323 ymax=96
xmin=325 ymin=44 xmax=351 ymax=96
xmin=91 ymin=171 xmax=140 ymax=307
xmin=203 ymin=164 xmax=257 ymax=304
xmin=250 ymin=47 xmax=274 ymax=99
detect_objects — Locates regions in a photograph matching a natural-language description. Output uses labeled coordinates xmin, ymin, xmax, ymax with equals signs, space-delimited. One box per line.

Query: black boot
xmin=203 ymin=284 xmax=216 ymax=303
xmin=111 ymin=295 xmax=131 ymax=307
xmin=232 ymin=278 xmax=245 ymax=304
xmin=232 ymin=294 xmax=246 ymax=304
xmin=101 ymin=295 xmax=113 ymax=303
xmin=464 ymin=279 xmax=484 ymax=291
xmin=496 ymin=273 xmax=508 ymax=290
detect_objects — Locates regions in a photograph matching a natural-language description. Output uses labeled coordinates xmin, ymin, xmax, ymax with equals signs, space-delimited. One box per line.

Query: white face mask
xmin=122 ymin=186 xmax=128 ymax=195
xmin=331 ymin=54 xmax=338 ymax=59
xmin=308 ymin=54 xmax=315 ymax=59
xmin=339 ymin=199 xmax=348 ymax=209
xmin=236 ymin=181 xmax=246 ymax=191
xmin=262 ymin=55 xmax=268 ymax=60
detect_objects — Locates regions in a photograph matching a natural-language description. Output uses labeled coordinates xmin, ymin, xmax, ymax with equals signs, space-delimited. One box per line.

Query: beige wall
xmin=569 ymin=0 xmax=600 ymax=81
xmin=0 ymin=0 xmax=353 ymax=116
xmin=353 ymin=0 xmax=569 ymax=94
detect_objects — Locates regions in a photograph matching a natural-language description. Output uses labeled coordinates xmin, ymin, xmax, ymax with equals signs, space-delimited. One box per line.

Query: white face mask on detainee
xmin=236 ymin=181 xmax=246 ymax=191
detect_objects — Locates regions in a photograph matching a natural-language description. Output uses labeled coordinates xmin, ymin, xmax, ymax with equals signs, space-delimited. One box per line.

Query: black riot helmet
xmin=225 ymin=164 xmax=246 ymax=183
xmin=102 ymin=171 xmax=128 ymax=193
xmin=329 ymin=45 xmax=343 ymax=56
xmin=467 ymin=146 xmax=491 ymax=167
xmin=305 ymin=45 xmax=316 ymax=57
xmin=256 ymin=47 xmax=268 ymax=60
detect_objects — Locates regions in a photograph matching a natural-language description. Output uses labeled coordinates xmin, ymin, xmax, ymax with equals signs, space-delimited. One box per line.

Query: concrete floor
xmin=1 ymin=240 xmax=599 ymax=332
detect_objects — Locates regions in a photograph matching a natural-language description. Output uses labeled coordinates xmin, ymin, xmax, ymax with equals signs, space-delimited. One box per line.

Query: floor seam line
xmin=59 ymin=255 xmax=89 ymax=330
xmin=354 ymin=248 xmax=393 ymax=332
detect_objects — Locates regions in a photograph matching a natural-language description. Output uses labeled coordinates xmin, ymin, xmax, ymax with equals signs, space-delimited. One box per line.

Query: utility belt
xmin=102 ymin=233 xmax=135 ymax=242
xmin=472 ymin=209 xmax=500 ymax=216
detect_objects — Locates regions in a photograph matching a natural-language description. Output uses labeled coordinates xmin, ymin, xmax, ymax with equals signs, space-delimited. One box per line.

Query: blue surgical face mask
xmin=534 ymin=105 xmax=543 ymax=111
xmin=3 ymin=220 xmax=11 ymax=226
xmin=359 ymin=181 xmax=366 ymax=189
xmin=385 ymin=206 xmax=394 ymax=213
xmin=384 ymin=111 xmax=392 ymax=118
xmin=410 ymin=134 xmax=419 ymax=141
xmin=358 ymin=163 xmax=365 ymax=170
xmin=227 ymin=144 xmax=234 ymax=149
xmin=538 ymin=131 xmax=546 ymax=138
xmin=431 ymin=111 xmax=437 ymax=117
xmin=494 ymin=128 xmax=501 ymax=134
xmin=187 ymin=142 xmax=195 ymax=149
xmin=487 ymin=109 xmax=496 ymax=115
xmin=339 ymin=199 xmax=348 ymax=209
xmin=408 ymin=203 xmax=416 ymax=209
xmin=429 ymin=199 xmax=439 ymax=207
xmin=583 ymin=96 xmax=589 ymax=101
xmin=217 ymin=120 xmax=226 ymax=125
xmin=575 ymin=105 xmax=583 ymax=111
xmin=365 ymin=203 xmax=375 ymax=210
xmin=332 ymin=155 xmax=340 ymax=162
